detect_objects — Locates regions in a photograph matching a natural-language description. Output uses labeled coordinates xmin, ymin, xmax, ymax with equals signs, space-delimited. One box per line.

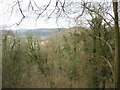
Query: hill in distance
xmin=13 ymin=28 xmax=65 ymax=37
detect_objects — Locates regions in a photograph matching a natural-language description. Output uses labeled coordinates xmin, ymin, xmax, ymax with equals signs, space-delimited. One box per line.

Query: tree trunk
xmin=112 ymin=0 xmax=120 ymax=89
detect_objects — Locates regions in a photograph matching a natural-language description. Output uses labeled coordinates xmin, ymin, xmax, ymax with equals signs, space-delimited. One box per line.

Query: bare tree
xmin=112 ymin=0 xmax=120 ymax=89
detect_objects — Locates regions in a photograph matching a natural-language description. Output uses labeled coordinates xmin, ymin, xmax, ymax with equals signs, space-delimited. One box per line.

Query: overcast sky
xmin=0 ymin=0 xmax=113 ymax=30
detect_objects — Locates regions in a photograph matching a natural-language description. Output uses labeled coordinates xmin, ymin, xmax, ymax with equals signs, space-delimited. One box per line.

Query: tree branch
xmin=36 ymin=0 xmax=52 ymax=21
xmin=16 ymin=0 xmax=25 ymax=25
xmin=82 ymin=2 xmax=113 ymax=29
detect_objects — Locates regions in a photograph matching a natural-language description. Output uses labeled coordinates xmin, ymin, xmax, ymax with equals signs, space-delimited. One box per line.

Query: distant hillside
xmin=13 ymin=28 xmax=65 ymax=37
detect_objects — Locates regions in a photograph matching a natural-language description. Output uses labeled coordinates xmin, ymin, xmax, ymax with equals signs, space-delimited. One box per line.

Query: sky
xmin=0 ymin=0 xmax=114 ymax=30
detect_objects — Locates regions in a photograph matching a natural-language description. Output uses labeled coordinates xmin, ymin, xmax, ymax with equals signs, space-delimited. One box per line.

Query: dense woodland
xmin=2 ymin=26 xmax=115 ymax=88
xmin=1 ymin=0 xmax=120 ymax=89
